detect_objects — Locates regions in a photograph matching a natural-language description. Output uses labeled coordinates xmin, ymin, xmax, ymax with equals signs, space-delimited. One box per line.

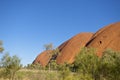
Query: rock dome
xmin=86 ymin=22 xmax=120 ymax=56
xmin=56 ymin=32 xmax=93 ymax=64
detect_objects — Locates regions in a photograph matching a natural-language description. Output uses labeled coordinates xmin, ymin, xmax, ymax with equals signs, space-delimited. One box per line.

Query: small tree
xmin=44 ymin=43 xmax=53 ymax=50
xmin=1 ymin=53 xmax=22 ymax=80
xmin=0 ymin=40 xmax=4 ymax=53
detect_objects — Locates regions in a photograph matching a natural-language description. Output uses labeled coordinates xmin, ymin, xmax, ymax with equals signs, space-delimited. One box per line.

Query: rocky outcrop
xmin=33 ymin=22 xmax=120 ymax=66
xmin=86 ymin=22 xmax=120 ymax=56
xmin=56 ymin=33 xmax=93 ymax=64
xmin=33 ymin=50 xmax=53 ymax=66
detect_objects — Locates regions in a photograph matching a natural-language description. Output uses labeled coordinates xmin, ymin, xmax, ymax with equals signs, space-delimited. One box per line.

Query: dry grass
xmin=0 ymin=69 xmax=61 ymax=80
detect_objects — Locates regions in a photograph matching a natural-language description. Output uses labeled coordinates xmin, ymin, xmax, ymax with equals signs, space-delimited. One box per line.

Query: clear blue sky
xmin=0 ymin=0 xmax=120 ymax=66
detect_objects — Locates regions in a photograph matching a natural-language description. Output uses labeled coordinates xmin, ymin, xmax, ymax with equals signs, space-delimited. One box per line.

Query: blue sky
xmin=0 ymin=0 xmax=120 ymax=66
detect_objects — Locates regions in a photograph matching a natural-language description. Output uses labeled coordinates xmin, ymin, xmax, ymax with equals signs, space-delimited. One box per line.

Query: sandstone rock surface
xmin=33 ymin=50 xmax=53 ymax=66
xmin=87 ymin=22 xmax=120 ymax=56
xmin=56 ymin=33 xmax=93 ymax=64
xmin=33 ymin=22 xmax=120 ymax=66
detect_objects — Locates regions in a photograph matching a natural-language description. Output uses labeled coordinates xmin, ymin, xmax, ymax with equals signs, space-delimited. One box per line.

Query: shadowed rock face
xmin=87 ymin=22 xmax=120 ymax=56
xmin=56 ymin=33 xmax=93 ymax=64
xmin=33 ymin=50 xmax=53 ymax=67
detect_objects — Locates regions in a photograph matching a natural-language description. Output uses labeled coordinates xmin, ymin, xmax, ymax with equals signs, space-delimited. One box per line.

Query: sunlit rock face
xmin=86 ymin=22 xmax=120 ymax=56
xmin=56 ymin=32 xmax=93 ymax=64
xmin=33 ymin=50 xmax=53 ymax=67
xmin=33 ymin=22 xmax=120 ymax=66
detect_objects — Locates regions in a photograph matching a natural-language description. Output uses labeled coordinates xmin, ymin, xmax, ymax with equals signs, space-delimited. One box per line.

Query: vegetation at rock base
xmin=73 ymin=48 xmax=120 ymax=80
xmin=0 ymin=47 xmax=120 ymax=80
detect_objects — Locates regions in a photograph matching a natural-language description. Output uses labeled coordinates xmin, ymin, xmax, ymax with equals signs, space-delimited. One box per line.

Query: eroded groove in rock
xmin=87 ymin=22 xmax=120 ymax=56
xmin=56 ymin=32 xmax=93 ymax=64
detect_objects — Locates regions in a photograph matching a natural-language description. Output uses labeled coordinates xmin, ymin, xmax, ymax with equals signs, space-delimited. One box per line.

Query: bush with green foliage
xmin=74 ymin=47 xmax=120 ymax=80
xmin=26 ymin=63 xmax=44 ymax=70
xmin=98 ymin=49 xmax=120 ymax=80
xmin=74 ymin=47 xmax=99 ymax=80
xmin=0 ymin=46 xmax=119 ymax=80
xmin=0 ymin=53 xmax=22 ymax=80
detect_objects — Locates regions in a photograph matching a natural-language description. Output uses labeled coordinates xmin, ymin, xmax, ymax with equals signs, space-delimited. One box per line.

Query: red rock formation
xmin=33 ymin=22 xmax=120 ymax=66
xmin=56 ymin=33 xmax=93 ymax=64
xmin=58 ymin=40 xmax=70 ymax=52
xmin=33 ymin=50 xmax=53 ymax=67
xmin=87 ymin=22 xmax=120 ymax=56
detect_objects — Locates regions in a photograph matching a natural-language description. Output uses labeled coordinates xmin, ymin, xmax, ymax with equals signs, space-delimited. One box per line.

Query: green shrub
xmin=74 ymin=48 xmax=120 ymax=80
xmin=0 ymin=53 xmax=22 ymax=80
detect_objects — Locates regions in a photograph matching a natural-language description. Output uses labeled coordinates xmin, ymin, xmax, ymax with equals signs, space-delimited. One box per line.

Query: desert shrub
xmin=74 ymin=47 xmax=99 ymax=80
xmin=98 ymin=49 xmax=120 ymax=80
xmin=26 ymin=63 xmax=43 ymax=70
xmin=74 ymin=48 xmax=120 ymax=80
xmin=0 ymin=53 xmax=22 ymax=80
